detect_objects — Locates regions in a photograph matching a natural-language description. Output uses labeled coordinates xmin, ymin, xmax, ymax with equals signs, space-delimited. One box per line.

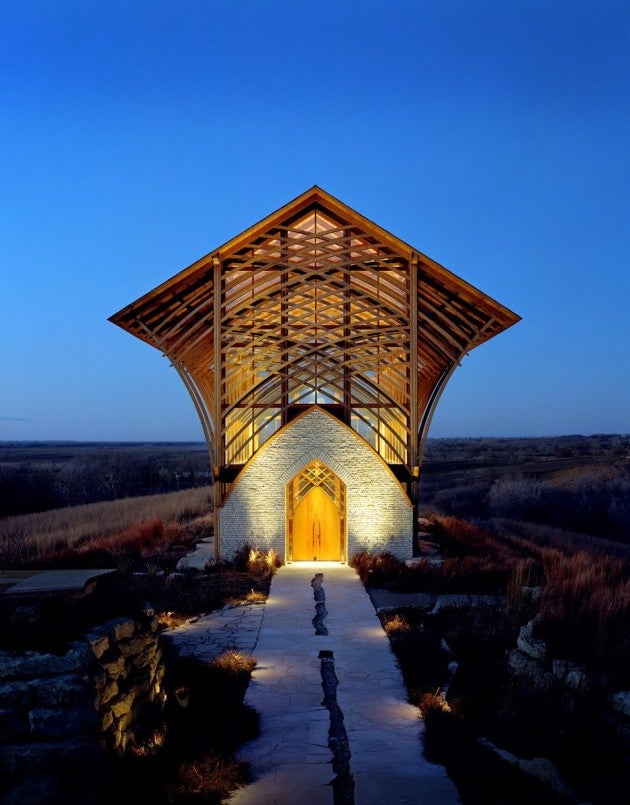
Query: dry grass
xmin=352 ymin=516 xmax=530 ymax=594
xmin=157 ymin=611 xmax=190 ymax=629
xmin=165 ymin=754 xmax=249 ymax=802
xmin=536 ymin=549 xmax=630 ymax=677
xmin=350 ymin=550 xmax=405 ymax=586
xmin=418 ymin=691 xmax=451 ymax=716
xmin=433 ymin=515 xmax=524 ymax=563
xmin=211 ymin=650 xmax=257 ymax=675
xmin=244 ymin=589 xmax=266 ymax=603
xmin=10 ymin=516 xmax=203 ymax=572
xmin=0 ymin=487 xmax=211 ymax=568
xmin=245 ymin=547 xmax=281 ymax=574
xmin=0 ymin=485 xmax=210 ymax=554
xmin=382 ymin=611 xmax=411 ymax=634
xmin=506 ymin=558 xmax=540 ymax=620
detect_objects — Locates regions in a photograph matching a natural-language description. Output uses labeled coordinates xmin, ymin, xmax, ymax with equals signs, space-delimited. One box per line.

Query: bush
xmin=350 ymin=551 xmax=405 ymax=586
xmin=232 ymin=545 xmax=280 ymax=577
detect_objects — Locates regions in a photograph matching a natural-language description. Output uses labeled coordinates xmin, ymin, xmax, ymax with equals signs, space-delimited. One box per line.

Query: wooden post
xmin=343 ymin=229 xmax=352 ymax=423
xmin=213 ymin=256 xmax=222 ymax=559
xmin=409 ymin=256 xmax=419 ymax=553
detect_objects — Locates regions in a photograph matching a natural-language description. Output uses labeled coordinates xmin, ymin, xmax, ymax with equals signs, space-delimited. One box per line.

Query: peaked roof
xmin=110 ymin=187 xmax=520 ymax=470
xmin=110 ymin=186 xmax=519 ymax=335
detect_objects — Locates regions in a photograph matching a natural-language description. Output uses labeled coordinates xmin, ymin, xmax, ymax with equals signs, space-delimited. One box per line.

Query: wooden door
xmin=288 ymin=460 xmax=345 ymax=561
xmin=292 ymin=486 xmax=340 ymax=560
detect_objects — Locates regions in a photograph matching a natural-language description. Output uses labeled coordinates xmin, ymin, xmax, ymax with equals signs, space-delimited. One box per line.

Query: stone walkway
xmin=163 ymin=600 xmax=265 ymax=661
xmin=228 ymin=563 xmax=459 ymax=804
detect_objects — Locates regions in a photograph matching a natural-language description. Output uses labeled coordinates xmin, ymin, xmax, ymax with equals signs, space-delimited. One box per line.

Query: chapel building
xmin=110 ymin=187 xmax=519 ymax=562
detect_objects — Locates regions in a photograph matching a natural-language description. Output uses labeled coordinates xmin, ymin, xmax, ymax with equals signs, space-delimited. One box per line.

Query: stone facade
xmin=220 ymin=406 xmax=413 ymax=561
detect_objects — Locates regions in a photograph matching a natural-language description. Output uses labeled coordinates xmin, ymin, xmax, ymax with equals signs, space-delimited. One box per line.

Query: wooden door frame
xmin=286 ymin=460 xmax=346 ymax=562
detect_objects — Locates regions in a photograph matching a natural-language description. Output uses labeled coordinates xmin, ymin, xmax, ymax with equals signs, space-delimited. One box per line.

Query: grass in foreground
xmin=536 ymin=548 xmax=630 ymax=678
xmin=352 ymin=512 xmax=630 ymax=680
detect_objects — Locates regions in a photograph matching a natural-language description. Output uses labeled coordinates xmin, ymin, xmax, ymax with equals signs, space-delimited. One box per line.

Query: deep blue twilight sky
xmin=1 ymin=1 xmax=629 ymax=442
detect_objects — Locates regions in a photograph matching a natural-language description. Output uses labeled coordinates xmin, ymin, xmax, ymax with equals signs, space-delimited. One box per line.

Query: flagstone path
xmin=168 ymin=562 xmax=459 ymax=804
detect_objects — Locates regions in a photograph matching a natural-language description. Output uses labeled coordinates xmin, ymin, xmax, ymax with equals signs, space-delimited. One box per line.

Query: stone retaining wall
xmin=0 ymin=605 xmax=166 ymax=799
xmin=507 ymin=618 xmax=630 ymax=769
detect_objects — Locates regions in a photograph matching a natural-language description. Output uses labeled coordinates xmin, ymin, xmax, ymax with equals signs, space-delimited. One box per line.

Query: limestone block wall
xmin=220 ymin=407 xmax=413 ymax=561
xmin=0 ymin=606 xmax=165 ymax=798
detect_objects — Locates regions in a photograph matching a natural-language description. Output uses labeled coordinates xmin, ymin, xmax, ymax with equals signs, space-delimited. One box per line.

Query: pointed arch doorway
xmin=287 ymin=460 xmax=346 ymax=562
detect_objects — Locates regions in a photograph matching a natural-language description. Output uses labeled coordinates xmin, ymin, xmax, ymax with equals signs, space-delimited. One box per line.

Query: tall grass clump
xmin=232 ymin=545 xmax=281 ymax=577
xmin=535 ymin=549 xmax=630 ymax=679
xmin=350 ymin=551 xmax=405 ymax=586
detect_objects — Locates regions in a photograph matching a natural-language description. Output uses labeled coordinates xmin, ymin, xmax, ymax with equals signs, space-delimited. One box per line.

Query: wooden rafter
xmin=110 ymin=187 xmax=520 ymax=500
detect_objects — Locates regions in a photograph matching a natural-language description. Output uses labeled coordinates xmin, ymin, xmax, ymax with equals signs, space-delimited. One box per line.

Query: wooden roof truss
xmin=110 ymin=187 xmax=519 ymax=508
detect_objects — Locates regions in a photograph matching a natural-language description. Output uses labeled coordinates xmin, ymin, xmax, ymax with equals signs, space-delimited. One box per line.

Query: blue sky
xmin=1 ymin=1 xmax=629 ymax=441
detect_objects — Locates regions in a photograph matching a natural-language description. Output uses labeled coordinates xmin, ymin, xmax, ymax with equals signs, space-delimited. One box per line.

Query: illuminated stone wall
xmin=220 ymin=407 xmax=412 ymax=561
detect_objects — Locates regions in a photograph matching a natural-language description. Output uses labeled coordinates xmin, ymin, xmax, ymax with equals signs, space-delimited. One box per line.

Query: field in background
xmin=0 ymin=486 xmax=211 ymax=567
xmin=0 ymin=433 xmax=628 ymax=565
xmin=421 ymin=433 xmax=630 ymax=548
xmin=0 ymin=441 xmax=210 ymax=518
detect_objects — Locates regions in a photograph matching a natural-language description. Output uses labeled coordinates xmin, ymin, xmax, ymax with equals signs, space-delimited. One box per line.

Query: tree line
xmin=0 ymin=449 xmax=211 ymax=518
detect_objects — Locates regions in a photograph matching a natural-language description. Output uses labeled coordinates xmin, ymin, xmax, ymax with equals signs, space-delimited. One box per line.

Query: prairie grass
xmin=492 ymin=516 xmax=630 ymax=559
xmin=352 ymin=515 xmax=532 ymax=593
xmin=211 ymin=650 xmax=257 ymax=675
xmin=535 ymin=549 xmax=630 ymax=677
xmin=0 ymin=486 xmax=211 ymax=567
xmin=382 ymin=611 xmax=411 ymax=634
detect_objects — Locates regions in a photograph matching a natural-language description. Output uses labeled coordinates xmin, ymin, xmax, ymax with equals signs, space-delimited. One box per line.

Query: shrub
xmin=350 ymin=551 xmax=405 ymax=586
xmin=232 ymin=545 xmax=280 ymax=577
xmin=382 ymin=611 xmax=411 ymax=634
xmin=487 ymin=477 xmax=546 ymax=520
xmin=487 ymin=466 xmax=630 ymax=541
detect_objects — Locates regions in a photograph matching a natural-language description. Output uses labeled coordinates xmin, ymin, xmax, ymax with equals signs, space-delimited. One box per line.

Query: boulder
xmin=85 ymin=632 xmax=110 ymax=660
xmin=428 ymin=594 xmax=502 ymax=616
xmin=507 ymin=650 xmax=555 ymax=691
xmin=104 ymin=617 xmax=135 ymax=642
xmin=516 ymin=619 xmax=547 ymax=661
xmin=609 ymin=691 xmax=630 ymax=718
xmin=517 ymin=756 xmax=577 ymax=799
